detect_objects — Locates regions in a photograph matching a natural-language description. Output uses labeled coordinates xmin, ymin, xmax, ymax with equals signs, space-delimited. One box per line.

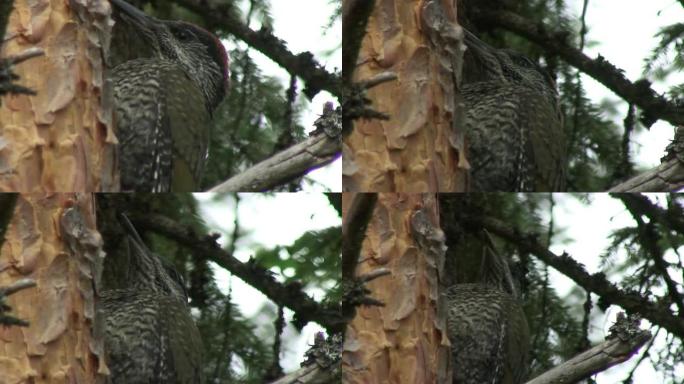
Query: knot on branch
xmin=302 ymin=332 xmax=342 ymax=369
xmin=607 ymin=312 xmax=645 ymax=342
xmin=661 ymin=126 xmax=684 ymax=163
xmin=311 ymin=101 xmax=342 ymax=139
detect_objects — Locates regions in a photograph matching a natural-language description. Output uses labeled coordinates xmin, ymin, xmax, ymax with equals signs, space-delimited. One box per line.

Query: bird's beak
xmin=111 ymin=0 xmax=152 ymax=23
xmin=462 ymin=29 xmax=491 ymax=60
xmin=110 ymin=0 xmax=162 ymax=37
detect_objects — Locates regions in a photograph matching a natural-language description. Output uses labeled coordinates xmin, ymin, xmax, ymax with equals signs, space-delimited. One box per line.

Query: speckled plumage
xmin=99 ymin=213 xmax=202 ymax=384
xmin=445 ymin=229 xmax=530 ymax=384
xmin=113 ymin=59 xmax=210 ymax=192
xmin=111 ymin=0 xmax=229 ymax=192
xmin=446 ymin=284 xmax=529 ymax=384
xmin=463 ymin=31 xmax=565 ymax=192
xmin=101 ymin=289 xmax=202 ymax=383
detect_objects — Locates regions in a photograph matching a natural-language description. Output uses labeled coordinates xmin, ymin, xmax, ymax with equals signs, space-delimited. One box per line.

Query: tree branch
xmin=208 ymin=131 xmax=340 ymax=192
xmin=0 ymin=278 xmax=37 ymax=326
xmin=269 ymin=333 xmax=342 ymax=384
xmin=608 ymin=156 xmax=684 ymax=192
xmin=341 ymin=71 xmax=396 ymax=134
xmin=610 ymin=126 xmax=684 ymax=192
xmin=610 ymin=193 xmax=684 ymax=237
xmin=131 ymin=213 xmax=343 ymax=332
xmin=269 ymin=363 xmax=339 ymax=384
xmin=209 ymin=103 xmax=341 ymax=192
xmin=0 ymin=47 xmax=44 ymax=101
xmin=525 ymin=314 xmax=651 ymax=384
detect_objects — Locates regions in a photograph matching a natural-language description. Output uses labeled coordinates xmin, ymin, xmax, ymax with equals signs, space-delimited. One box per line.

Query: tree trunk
xmin=0 ymin=193 xmax=106 ymax=382
xmin=343 ymin=1 xmax=467 ymax=192
xmin=0 ymin=0 xmax=117 ymax=192
xmin=342 ymin=193 xmax=451 ymax=383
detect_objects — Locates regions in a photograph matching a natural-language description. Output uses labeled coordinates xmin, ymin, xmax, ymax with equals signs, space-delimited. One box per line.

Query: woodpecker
xmin=462 ymin=30 xmax=565 ymax=192
xmin=110 ymin=0 xmax=230 ymax=192
xmin=99 ymin=212 xmax=202 ymax=383
xmin=445 ymin=233 xmax=530 ymax=384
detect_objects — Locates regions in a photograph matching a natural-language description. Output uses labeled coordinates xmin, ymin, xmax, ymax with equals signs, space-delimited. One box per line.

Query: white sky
xmin=568 ymin=0 xmax=684 ymax=169
xmin=228 ymin=0 xmax=342 ymax=192
xmin=195 ymin=193 xmax=340 ymax=374
xmin=545 ymin=194 xmax=683 ymax=383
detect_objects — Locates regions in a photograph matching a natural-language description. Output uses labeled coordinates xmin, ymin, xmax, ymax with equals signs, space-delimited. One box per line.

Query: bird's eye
xmin=174 ymin=28 xmax=193 ymax=41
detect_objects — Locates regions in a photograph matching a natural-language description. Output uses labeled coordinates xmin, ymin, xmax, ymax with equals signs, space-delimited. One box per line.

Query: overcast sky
xmin=230 ymin=0 xmax=341 ymax=192
xmin=196 ymin=193 xmax=340 ymax=374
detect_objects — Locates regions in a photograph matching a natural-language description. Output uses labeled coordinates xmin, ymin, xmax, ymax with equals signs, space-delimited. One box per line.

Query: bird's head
xmin=110 ymin=0 xmax=230 ymax=112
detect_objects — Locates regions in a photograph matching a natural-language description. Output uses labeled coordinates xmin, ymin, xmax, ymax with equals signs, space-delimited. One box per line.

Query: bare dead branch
xmin=526 ymin=313 xmax=651 ymax=384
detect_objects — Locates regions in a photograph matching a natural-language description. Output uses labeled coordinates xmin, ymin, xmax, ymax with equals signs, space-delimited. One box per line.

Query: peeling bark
xmin=342 ymin=193 xmax=450 ymax=383
xmin=0 ymin=0 xmax=117 ymax=192
xmin=343 ymin=0 xmax=468 ymax=192
xmin=0 ymin=193 xmax=106 ymax=382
